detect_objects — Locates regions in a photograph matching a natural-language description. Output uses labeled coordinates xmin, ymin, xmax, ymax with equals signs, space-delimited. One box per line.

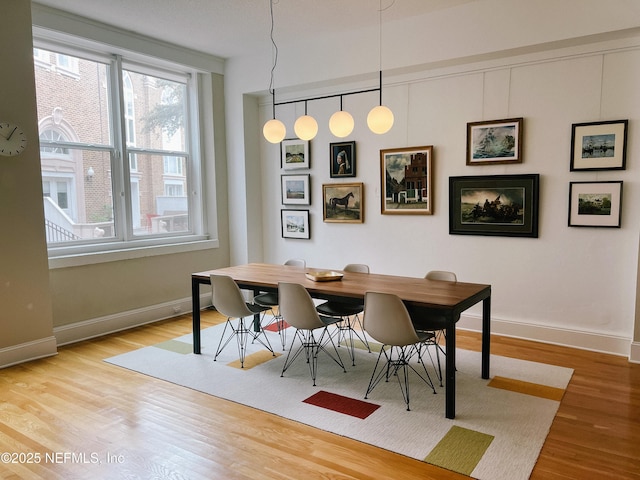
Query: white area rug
xmin=105 ymin=320 xmax=573 ymax=479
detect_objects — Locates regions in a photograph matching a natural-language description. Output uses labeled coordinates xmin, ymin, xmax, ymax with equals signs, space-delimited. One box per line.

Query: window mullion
xmin=110 ymin=54 xmax=131 ymax=241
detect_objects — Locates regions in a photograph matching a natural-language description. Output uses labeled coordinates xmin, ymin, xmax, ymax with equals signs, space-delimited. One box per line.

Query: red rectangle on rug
xmin=264 ymin=321 xmax=290 ymax=332
xmin=303 ymin=390 xmax=380 ymax=419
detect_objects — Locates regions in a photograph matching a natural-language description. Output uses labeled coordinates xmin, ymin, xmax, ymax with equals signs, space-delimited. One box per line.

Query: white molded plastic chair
xmin=363 ymin=291 xmax=437 ymax=411
xmin=210 ymin=274 xmax=274 ymax=368
xmin=254 ymin=259 xmax=306 ymax=350
xmin=315 ymin=263 xmax=371 ymax=365
xmin=278 ymin=282 xmax=346 ymax=386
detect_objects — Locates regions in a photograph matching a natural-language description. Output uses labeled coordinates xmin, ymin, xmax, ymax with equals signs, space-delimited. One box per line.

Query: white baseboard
xmin=0 ymin=336 xmax=58 ymax=369
xmin=48 ymin=297 xmax=637 ymax=362
xmin=458 ymin=313 xmax=632 ymax=359
xmin=53 ymin=294 xmax=212 ymax=346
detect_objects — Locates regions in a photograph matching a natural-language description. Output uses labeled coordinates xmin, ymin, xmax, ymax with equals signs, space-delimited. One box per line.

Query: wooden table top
xmin=193 ymin=263 xmax=490 ymax=313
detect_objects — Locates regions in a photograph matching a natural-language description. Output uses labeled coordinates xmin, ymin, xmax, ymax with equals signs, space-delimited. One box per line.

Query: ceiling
xmin=33 ymin=0 xmax=477 ymax=59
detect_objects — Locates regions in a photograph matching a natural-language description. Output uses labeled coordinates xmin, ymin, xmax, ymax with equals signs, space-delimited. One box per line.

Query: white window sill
xmin=48 ymin=237 xmax=219 ymax=269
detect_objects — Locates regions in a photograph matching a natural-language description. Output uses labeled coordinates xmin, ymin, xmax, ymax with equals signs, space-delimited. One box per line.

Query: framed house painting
xmin=329 ymin=141 xmax=356 ymax=178
xmin=568 ymin=181 xmax=623 ymax=228
xmin=449 ymin=174 xmax=539 ymax=237
xmin=281 ymin=138 xmax=310 ymax=170
xmin=281 ymin=209 xmax=310 ymax=239
xmin=467 ymin=117 xmax=523 ymax=165
xmin=570 ymin=120 xmax=628 ymax=171
xmin=322 ymin=182 xmax=364 ymax=223
xmin=380 ymin=145 xmax=433 ymax=215
xmin=281 ymin=174 xmax=310 ymax=205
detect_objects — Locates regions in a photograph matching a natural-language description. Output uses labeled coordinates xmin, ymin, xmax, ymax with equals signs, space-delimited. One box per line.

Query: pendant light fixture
xmin=262 ymin=0 xmax=394 ymax=142
xmin=328 ymin=96 xmax=354 ymax=138
xmin=367 ymin=0 xmax=394 ymax=134
xmin=293 ymin=101 xmax=318 ymax=140
xmin=263 ymin=0 xmax=286 ymax=143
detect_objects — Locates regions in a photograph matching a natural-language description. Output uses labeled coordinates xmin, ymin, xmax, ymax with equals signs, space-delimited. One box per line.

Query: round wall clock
xmin=0 ymin=122 xmax=27 ymax=156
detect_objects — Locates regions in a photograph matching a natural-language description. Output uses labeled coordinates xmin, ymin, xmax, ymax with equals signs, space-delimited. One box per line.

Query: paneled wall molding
xmin=0 ymin=336 xmax=57 ymax=370
xmin=458 ymin=314 xmax=632 ymax=360
xmin=53 ymin=295 xmax=212 ymax=346
xmin=258 ymin=34 xmax=640 ymax=108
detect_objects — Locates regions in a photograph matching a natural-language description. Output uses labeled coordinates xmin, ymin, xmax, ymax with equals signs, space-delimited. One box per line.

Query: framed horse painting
xmin=380 ymin=145 xmax=433 ymax=215
xmin=322 ymin=182 xmax=364 ymax=223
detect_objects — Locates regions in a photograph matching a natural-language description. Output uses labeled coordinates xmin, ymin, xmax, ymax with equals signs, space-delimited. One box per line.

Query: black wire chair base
xmin=281 ymin=327 xmax=346 ymax=386
xmin=333 ymin=314 xmax=372 ymax=366
xmin=214 ymin=316 xmax=275 ymax=368
xmin=364 ymin=344 xmax=437 ymax=411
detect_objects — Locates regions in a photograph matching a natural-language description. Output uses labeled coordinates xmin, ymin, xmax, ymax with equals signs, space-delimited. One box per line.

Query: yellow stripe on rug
xmin=488 ymin=375 xmax=565 ymax=401
xmin=228 ymin=350 xmax=281 ymax=369
xmin=424 ymin=426 xmax=494 ymax=475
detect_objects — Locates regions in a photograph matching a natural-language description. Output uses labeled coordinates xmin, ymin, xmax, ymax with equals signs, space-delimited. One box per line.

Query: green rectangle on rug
xmin=425 ymin=426 xmax=494 ymax=475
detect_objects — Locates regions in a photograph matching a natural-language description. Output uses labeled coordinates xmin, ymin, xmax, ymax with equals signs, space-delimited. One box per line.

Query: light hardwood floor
xmin=1 ymin=309 xmax=639 ymax=479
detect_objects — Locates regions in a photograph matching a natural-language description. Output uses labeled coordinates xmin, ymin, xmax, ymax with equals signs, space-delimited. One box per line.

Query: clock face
xmin=0 ymin=122 xmax=27 ymax=156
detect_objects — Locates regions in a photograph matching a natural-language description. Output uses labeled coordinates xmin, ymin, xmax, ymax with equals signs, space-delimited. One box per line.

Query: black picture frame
xmin=329 ymin=141 xmax=356 ymax=178
xmin=281 ymin=174 xmax=310 ymax=205
xmin=568 ymin=181 xmax=623 ymax=228
xmin=570 ymin=119 xmax=628 ymax=171
xmin=281 ymin=209 xmax=310 ymax=239
xmin=281 ymin=138 xmax=310 ymax=170
xmin=449 ymin=174 xmax=539 ymax=237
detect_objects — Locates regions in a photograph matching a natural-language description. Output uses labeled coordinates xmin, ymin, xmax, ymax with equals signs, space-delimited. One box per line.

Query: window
xmin=34 ymin=40 xmax=202 ymax=253
xmin=55 ymin=54 xmax=79 ymax=76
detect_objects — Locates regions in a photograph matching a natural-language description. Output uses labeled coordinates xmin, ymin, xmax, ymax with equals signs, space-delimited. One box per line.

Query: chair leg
xmin=334 ymin=314 xmax=371 ymax=366
xmin=260 ymin=308 xmax=287 ymax=350
xmin=281 ymin=328 xmax=345 ymax=386
xmin=215 ymin=316 xmax=274 ymax=368
xmin=365 ymin=345 xmax=436 ymax=410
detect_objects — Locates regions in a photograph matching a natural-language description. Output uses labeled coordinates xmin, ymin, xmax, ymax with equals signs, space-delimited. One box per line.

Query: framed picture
xmin=281 ymin=138 xmax=310 ymax=170
xmin=568 ymin=181 xmax=623 ymax=228
xmin=281 ymin=174 xmax=310 ymax=205
xmin=322 ymin=182 xmax=364 ymax=223
xmin=281 ymin=209 xmax=310 ymax=239
xmin=449 ymin=174 xmax=539 ymax=237
xmin=380 ymin=145 xmax=433 ymax=215
xmin=329 ymin=141 xmax=356 ymax=178
xmin=467 ymin=117 xmax=523 ymax=165
xmin=570 ymin=120 xmax=628 ymax=171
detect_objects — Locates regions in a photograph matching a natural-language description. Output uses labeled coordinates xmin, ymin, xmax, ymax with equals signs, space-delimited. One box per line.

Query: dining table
xmin=191 ymin=263 xmax=491 ymax=419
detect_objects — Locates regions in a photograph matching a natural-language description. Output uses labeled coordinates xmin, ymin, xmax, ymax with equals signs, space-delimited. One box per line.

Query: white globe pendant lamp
xmin=367 ymin=104 xmax=394 ymax=134
xmin=329 ymin=97 xmax=354 ymax=138
xmin=329 ymin=110 xmax=354 ymax=138
xmin=294 ymin=102 xmax=318 ymax=140
xmin=263 ymin=118 xmax=286 ymax=144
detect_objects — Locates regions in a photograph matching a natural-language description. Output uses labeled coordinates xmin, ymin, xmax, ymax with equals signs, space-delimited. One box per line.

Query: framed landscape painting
xmin=281 ymin=138 xmax=310 ymax=170
xmin=380 ymin=145 xmax=433 ymax=215
xmin=467 ymin=117 xmax=523 ymax=165
xmin=568 ymin=181 xmax=622 ymax=228
xmin=570 ymin=120 xmax=628 ymax=171
xmin=281 ymin=209 xmax=310 ymax=239
xmin=281 ymin=174 xmax=310 ymax=205
xmin=322 ymin=182 xmax=364 ymax=223
xmin=449 ymin=174 xmax=539 ymax=237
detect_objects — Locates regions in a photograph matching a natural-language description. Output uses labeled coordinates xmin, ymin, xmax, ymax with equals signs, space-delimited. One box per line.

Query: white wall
xmin=225 ymin=0 xmax=640 ymax=357
xmin=0 ymin=0 xmax=56 ymax=367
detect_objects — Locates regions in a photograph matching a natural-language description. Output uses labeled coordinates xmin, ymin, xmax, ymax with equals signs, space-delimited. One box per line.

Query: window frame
xmin=32 ymin=33 xmax=214 ymax=264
